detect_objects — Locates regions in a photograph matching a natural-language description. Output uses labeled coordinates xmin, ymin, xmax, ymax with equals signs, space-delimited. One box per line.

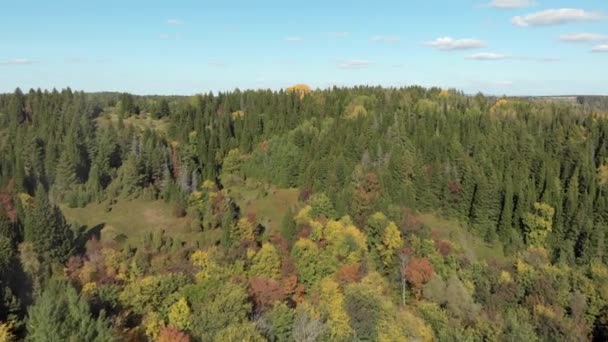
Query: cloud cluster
xmin=512 ymin=8 xmax=605 ymax=27
xmin=592 ymin=45 xmax=608 ymax=53
xmin=466 ymin=53 xmax=508 ymax=60
xmin=560 ymin=33 xmax=608 ymax=43
xmin=337 ymin=59 xmax=373 ymax=70
xmin=558 ymin=32 xmax=608 ymax=52
xmin=486 ymin=0 xmax=535 ymax=9
xmin=0 ymin=58 xmax=34 ymax=66
xmin=425 ymin=37 xmax=486 ymax=50
xmin=466 ymin=53 xmax=560 ymax=62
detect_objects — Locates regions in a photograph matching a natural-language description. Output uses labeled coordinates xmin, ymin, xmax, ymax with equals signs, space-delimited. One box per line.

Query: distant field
xmin=61 ymin=199 xmax=205 ymax=244
xmin=96 ymin=111 xmax=170 ymax=135
xmin=419 ymin=214 xmax=506 ymax=263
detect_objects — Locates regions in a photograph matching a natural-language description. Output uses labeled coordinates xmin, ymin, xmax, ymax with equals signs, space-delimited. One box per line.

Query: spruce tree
xmin=26 ymin=279 xmax=114 ymax=341
xmin=280 ymin=208 xmax=297 ymax=245
xmin=24 ymin=185 xmax=73 ymax=263
xmin=54 ymin=149 xmax=77 ymax=197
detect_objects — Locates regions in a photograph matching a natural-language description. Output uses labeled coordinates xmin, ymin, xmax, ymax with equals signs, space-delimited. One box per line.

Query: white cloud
xmin=512 ymin=9 xmax=606 ymax=27
xmin=560 ymin=33 xmax=608 ymax=43
xmin=425 ymin=37 xmax=486 ymax=50
xmin=167 ymin=19 xmax=184 ymax=25
xmin=591 ymin=44 xmax=608 ymax=52
xmin=0 ymin=58 xmax=34 ymax=65
xmin=465 ymin=53 xmax=560 ymax=62
xmin=326 ymin=32 xmax=350 ymax=38
xmin=467 ymin=53 xmax=509 ymax=60
xmin=370 ymin=36 xmax=401 ymax=43
xmin=486 ymin=0 xmax=535 ymax=9
xmin=517 ymin=56 xmax=561 ymax=62
xmin=285 ymin=36 xmax=304 ymax=42
xmin=336 ymin=59 xmax=373 ymax=70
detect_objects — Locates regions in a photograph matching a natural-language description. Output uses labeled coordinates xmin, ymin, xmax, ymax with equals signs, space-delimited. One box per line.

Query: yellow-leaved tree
xmin=249 ymin=243 xmax=281 ymax=280
xmin=232 ymin=218 xmax=255 ymax=243
xmin=319 ymin=278 xmax=353 ymax=341
xmin=168 ymin=298 xmax=192 ymax=331
xmin=523 ymin=202 xmax=554 ymax=247
xmin=378 ymin=222 xmax=403 ymax=268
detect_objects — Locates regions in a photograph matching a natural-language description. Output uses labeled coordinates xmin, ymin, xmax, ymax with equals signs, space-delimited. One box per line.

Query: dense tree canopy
xmin=0 ymin=87 xmax=607 ymax=340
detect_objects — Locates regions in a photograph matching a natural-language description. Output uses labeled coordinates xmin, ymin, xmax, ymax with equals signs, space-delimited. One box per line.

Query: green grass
xmin=224 ymin=176 xmax=299 ymax=234
xmin=96 ymin=111 xmax=170 ymax=135
xmin=59 ymin=174 xmax=495 ymax=262
xmin=419 ymin=214 xmax=507 ymax=263
xmin=61 ymin=199 xmax=204 ymax=244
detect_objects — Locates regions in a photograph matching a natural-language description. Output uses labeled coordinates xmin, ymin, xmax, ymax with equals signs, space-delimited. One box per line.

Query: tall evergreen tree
xmin=24 ymin=185 xmax=73 ymax=263
xmin=27 ymin=279 xmax=114 ymax=341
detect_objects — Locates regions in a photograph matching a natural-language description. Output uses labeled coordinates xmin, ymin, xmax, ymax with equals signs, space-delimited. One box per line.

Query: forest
xmin=1 ymin=85 xmax=608 ymax=341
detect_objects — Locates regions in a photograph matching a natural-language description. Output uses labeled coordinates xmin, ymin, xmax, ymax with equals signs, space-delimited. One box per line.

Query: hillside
xmin=1 ymin=87 xmax=608 ymax=341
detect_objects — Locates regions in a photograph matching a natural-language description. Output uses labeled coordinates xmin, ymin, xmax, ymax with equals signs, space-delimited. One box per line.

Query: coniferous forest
xmin=2 ymin=86 xmax=608 ymax=341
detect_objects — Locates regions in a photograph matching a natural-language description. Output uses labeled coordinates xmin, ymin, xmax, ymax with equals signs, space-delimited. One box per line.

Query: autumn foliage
xmin=337 ymin=264 xmax=362 ymax=285
xmin=405 ymin=257 xmax=435 ymax=298
xmin=249 ymin=277 xmax=285 ymax=311
xmin=157 ymin=326 xmax=190 ymax=342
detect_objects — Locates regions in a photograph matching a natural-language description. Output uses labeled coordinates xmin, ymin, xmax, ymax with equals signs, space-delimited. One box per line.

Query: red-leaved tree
xmin=404 ymin=257 xmax=434 ymax=299
xmin=158 ymin=326 xmax=190 ymax=342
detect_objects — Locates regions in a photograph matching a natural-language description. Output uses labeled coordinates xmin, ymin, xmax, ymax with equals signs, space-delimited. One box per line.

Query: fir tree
xmin=23 ymin=185 xmax=73 ymax=263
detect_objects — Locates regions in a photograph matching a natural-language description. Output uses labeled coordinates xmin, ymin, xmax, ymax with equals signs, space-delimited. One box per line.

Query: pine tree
xmin=54 ymin=149 xmax=77 ymax=198
xmin=280 ymin=208 xmax=297 ymax=245
xmin=498 ymin=173 xmax=515 ymax=248
xmin=26 ymin=279 xmax=114 ymax=341
xmin=24 ymin=185 xmax=73 ymax=263
xmin=118 ymin=154 xmax=143 ymax=198
xmin=156 ymin=98 xmax=170 ymax=119
xmin=387 ymin=142 xmax=416 ymax=204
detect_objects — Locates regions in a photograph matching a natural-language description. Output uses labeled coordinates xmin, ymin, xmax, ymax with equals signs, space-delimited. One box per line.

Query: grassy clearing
xmin=224 ymin=176 xmax=299 ymax=233
xmin=96 ymin=111 xmax=170 ymax=135
xmin=61 ymin=199 xmax=203 ymax=244
xmin=419 ymin=214 xmax=506 ymax=263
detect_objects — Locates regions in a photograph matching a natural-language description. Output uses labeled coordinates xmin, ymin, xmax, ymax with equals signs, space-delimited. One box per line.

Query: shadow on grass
xmin=73 ymin=223 xmax=106 ymax=254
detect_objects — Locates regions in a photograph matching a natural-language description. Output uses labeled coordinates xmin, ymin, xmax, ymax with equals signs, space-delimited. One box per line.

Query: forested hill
xmin=1 ymin=86 xmax=608 ymax=341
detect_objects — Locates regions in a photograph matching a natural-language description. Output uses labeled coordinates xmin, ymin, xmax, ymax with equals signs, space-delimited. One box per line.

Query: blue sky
xmin=1 ymin=0 xmax=607 ymax=95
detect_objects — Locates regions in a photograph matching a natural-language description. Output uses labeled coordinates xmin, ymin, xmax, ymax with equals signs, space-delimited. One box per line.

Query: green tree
xmin=182 ymin=280 xmax=252 ymax=341
xmin=215 ymin=323 xmax=265 ymax=342
xmin=280 ymin=208 xmax=297 ymax=245
xmin=0 ymin=235 xmax=13 ymax=274
xmin=155 ymin=98 xmax=170 ymax=119
xmin=309 ymin=193 xmax=336 ymax=219
xmin=23 ymin=185 xmax=73 ymax=263
xmin=26 ymin=279 xmax=114 ymax=341
xmin=262 ymin=303 xmax=295 ymax=342
xmin=223 ymin=148 xmax=243 ymax=175
xmin=118 ymin=93 xmax=136 ymax=117
xmin=54 ymin=148 xmax=77 ymax=197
